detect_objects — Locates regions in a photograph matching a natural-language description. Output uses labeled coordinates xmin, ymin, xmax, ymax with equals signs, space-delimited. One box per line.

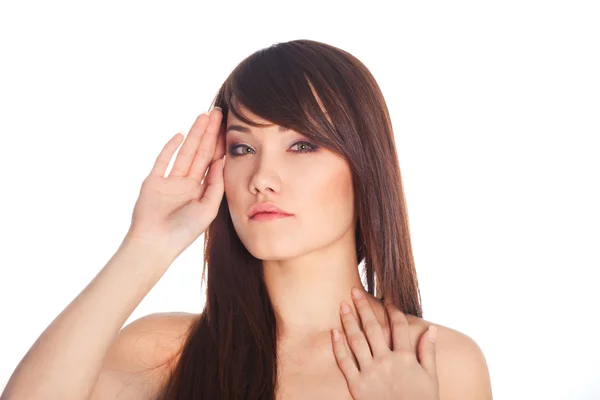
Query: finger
xmin=188 ymin=107 xmax=223 ymax=182
xmin=213 ymin=113 xmax=227 ymax=161
xmin=418 ymin=325 xmax=439 ymax=383
xmin=198 ymin=157 xmax=225 ymax=206
xmin=340 ymin=300 xmax=373 ymax=369
xmin=186 ymin=157 xmax=225 ymax=225
xmin=351 ymin=287 xmax=389 ymax=357
xmin=332 ymin=329 xmax=360 ymax=381
xmin=196 ymin=116 xmax=226 ymax=199
xmin=385 ymin=301 xmax=413 ymax=353
xmin=199 ymin=118 xmax=226 ymax=191
xmin=169 ymin=112 xmax=210 ymax=178
xmin=149 ymin=132 xmax=185 ymax=178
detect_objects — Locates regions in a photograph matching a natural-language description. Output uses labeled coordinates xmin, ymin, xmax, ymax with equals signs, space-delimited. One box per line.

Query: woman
xmin=3 ymin=39 xmax=492 ymax=400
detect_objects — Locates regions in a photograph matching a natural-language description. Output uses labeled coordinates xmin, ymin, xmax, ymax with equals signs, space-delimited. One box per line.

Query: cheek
xmin=223 ymin=167 xmax=232 ymax=192
xmin=223 ymin=165 xmax=242 ymax=198
xmin=223 ymin=168 xmax=243 ymax=222
xmin=306 ymin=167 xmax=354 ymax=224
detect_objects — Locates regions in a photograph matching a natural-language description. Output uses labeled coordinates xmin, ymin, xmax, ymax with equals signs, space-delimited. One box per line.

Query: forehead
xmin=226 ymin=105 xmax=269 ymax=125
xmin=225 ymin=106 xmax=291 ymax=136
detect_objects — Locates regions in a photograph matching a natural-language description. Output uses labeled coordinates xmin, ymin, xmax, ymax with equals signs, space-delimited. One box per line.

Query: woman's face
xmin=223 ymin=107 xmax=356 ymax=261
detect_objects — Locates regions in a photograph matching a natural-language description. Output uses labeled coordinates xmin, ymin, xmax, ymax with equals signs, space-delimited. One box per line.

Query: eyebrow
xmin=226 ymin=124 xmax=290 ymax=135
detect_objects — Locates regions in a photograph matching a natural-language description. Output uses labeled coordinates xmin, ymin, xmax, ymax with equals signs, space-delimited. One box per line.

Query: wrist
xmin=118 ymin=234 xmax=174 ymax=272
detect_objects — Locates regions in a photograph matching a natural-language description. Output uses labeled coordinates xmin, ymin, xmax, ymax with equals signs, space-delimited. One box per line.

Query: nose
xmin=245 ymin=151 xmax=287 ymax=195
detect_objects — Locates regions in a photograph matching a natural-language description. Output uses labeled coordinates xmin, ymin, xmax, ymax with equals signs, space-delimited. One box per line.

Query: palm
xmin=126 ymin=108 xmax=226 ymax=259
xmin=131 ymin=176 xmax=201 ymax=239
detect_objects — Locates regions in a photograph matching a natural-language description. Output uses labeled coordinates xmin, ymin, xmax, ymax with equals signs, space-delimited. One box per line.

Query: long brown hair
xmin=155 ymin=39 xmax=422 ymax=399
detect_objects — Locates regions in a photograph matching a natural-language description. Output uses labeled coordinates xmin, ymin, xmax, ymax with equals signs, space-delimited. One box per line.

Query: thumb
xmin=418 ymin=325 xmax=439 ymax=382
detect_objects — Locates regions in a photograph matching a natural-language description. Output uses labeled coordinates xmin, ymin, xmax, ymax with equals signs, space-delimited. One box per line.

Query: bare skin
xmin=156 ymin=295 xmax=437 ymax=400
xmin=164 ymin=298 xmax=495 ymax=400
xmin=224 ymin=104 xmax=364 ymax=347
xmin=124 ymin=99 xmax=491 ymax=397
xmin=2 ymin=103 xmax=490 ymax=399
xmin=274 ymin=293 xmax=434 ymax=400
xmin=1 ymin=108 xmax=227 ymax=399
xmin=219 ymin=100 xmax=443 ymax=398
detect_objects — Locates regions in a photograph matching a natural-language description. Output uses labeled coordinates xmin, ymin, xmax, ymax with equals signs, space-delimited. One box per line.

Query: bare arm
xmin=2 ymin=107 xmax=225 ymax=400
xmin=1 ymin=238 xmax=173 ymax=400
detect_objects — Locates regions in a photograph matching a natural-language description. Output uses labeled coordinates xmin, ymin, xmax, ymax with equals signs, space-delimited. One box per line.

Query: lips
xmin=250 ymin=212 xmax=293 ymax=221
xmin=248 ymin=202 xmax=293 ymax=218
xmin=253 ymin=212 xmax=285 ymax=216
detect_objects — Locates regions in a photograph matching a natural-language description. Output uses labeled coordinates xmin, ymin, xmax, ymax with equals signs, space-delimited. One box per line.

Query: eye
xmin=227 ymin=141 xmax=319 ymax=157
xmin=290 ymin=141 xmax=318 ymax=153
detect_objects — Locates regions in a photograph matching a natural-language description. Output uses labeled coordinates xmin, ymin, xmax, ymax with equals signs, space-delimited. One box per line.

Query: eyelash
xmin=227 ymin=141 xmax=319 ymax=158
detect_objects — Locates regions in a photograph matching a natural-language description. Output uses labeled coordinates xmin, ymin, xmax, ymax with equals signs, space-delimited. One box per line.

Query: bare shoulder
xmin=126 ymin=311 xmax=199 ymax=341
xmin=114 ymin=311 xmax=199 ymax=369
xmin=89 ymin=311 xmax=200 ymax=400
xmin=407 ymin=315 xmax=493 ymax=400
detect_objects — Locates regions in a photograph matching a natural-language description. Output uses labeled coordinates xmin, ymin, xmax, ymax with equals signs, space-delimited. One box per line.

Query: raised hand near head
xmin=125 ymin=107 xmax=226 ymax=262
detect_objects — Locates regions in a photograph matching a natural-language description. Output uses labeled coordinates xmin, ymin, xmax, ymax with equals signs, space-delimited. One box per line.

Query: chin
xmin=245 ymin=242 xmax=300 ymax=261
xmin=249 ymin=249 xmax=291 ymax=261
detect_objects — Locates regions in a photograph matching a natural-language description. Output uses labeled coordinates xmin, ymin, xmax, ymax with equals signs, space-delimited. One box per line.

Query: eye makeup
xmin=227 ymin=140 xmax=320 ymax=158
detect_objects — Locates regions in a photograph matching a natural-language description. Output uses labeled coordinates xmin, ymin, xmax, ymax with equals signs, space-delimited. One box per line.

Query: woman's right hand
xmin=123 ymin=107 xmax=226 ymax=261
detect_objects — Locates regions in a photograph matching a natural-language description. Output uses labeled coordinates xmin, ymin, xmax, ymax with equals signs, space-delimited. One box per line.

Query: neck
xmin=262 ymin=235 xmax=364 ymax=345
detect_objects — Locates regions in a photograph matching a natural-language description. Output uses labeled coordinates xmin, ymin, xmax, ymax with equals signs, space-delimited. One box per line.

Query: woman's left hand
xmin=332 ymin=287 xmax=440 ymax=400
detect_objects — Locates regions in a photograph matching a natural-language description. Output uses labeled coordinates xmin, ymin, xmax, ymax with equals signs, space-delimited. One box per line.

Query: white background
xmin=1 ymin=1 xmax=599 ymax=398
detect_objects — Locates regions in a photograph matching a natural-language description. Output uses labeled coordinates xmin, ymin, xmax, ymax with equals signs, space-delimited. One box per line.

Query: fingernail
xmin=351 ymin=287 xmax=363 ymax=299
xmin=332 ymin=329 xmax=341 ymax=342
xmin=341 ymin=301 xmax=351 ymax=314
